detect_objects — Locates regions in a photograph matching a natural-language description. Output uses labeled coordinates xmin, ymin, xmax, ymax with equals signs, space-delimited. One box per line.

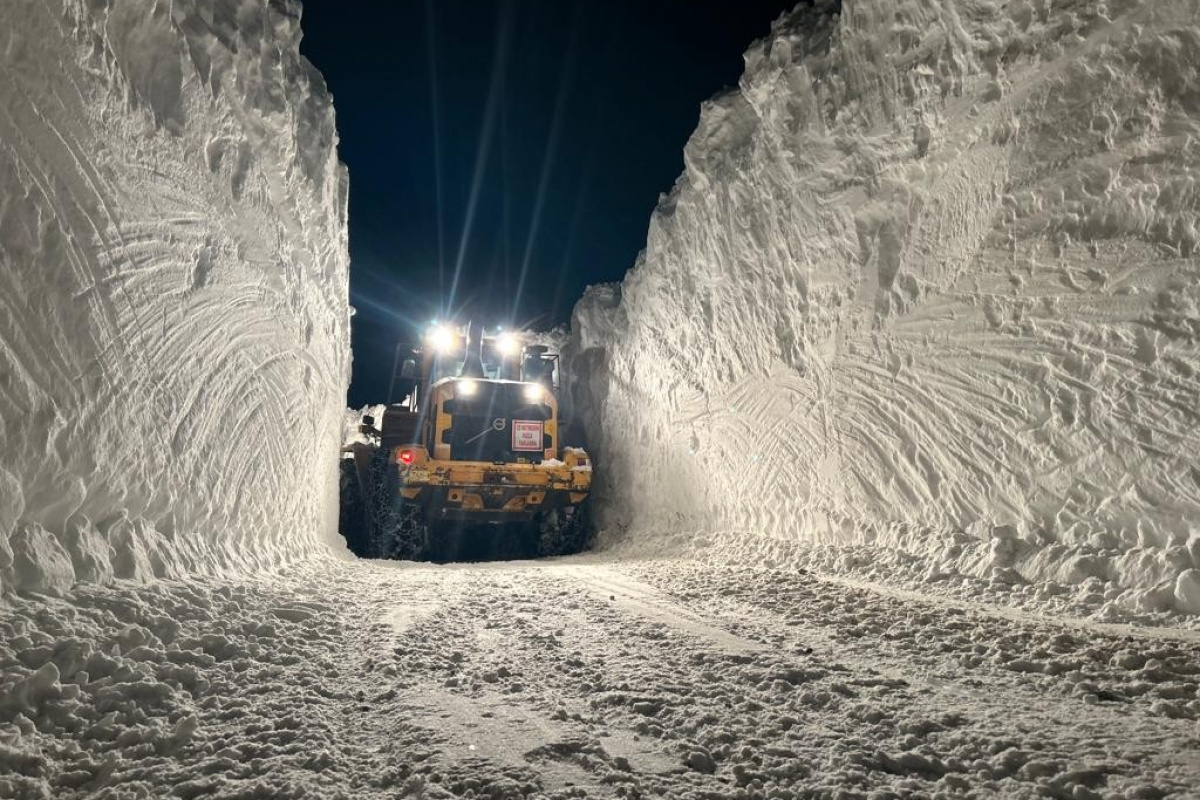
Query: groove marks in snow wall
xmin=0 ymin=0 xmax=351 ymax=591
xmin=570 ymin=0 xmax=1200 ymax=615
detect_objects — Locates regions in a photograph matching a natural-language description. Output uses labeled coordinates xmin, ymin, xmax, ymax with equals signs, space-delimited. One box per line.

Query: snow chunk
xmin=10 ymin=524 xmax=75 ymax=594
xmin=1175 ymin=570 xmax=1200 ymax=616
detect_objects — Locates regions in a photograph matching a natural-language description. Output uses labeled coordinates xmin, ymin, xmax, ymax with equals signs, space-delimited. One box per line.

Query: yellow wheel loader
xmin=340 ymin=321 xmax=593 ymax=561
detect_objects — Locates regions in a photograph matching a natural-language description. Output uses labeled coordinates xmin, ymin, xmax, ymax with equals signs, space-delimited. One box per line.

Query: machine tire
xmin=365 ymin=452 xmax=429 ymax=561
xmin=537 ymin=500 xmax=591 ymax=557
xmin=338 ymin=457 xmax=369 ymax=556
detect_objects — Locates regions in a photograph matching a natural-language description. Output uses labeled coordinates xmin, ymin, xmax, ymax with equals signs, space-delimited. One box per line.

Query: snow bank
xmin=0 ymin=0 xmax=350 ymax=592
xmin=572 ymin=0 xmax=1200 ymax=615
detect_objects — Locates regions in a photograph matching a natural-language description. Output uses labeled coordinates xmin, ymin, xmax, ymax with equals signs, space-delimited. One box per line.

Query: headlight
xmin=496 ymin=332 xmax=520 ymax=358
xmin=523 ymin=383 xmax=542 ymax=402
xmin=457 ymin=379 xmax=478 ymax=397
xmin=426 ymin=325 xmax=456 ymax=354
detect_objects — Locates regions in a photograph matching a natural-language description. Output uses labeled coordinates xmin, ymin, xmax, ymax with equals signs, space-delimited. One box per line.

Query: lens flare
xmin=427 ymin=325 xmax=456 ymax=353
xmin=497 ymin=332 xmax=520 ymax=358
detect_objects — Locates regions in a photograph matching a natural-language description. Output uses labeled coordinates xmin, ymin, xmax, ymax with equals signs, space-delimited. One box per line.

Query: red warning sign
xmin=511 ymin=420 xmax=544 ymax=452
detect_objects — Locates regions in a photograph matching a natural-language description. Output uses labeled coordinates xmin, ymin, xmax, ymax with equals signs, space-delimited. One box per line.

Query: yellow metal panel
xmin=432 ymin=382 xmax=454 ymax=460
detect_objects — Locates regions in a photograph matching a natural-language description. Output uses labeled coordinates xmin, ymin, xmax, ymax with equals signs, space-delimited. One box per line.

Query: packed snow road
xmin=3 ymin=556 xmax=1200 ymax=800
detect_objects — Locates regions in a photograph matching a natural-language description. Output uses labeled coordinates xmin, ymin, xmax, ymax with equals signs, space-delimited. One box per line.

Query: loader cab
xmin=388 ymin=329 xmax=558 ymax=408
xmin=427 ymin=338 xmax=558 ymax=387
xmin=430 ymin=378 xmax=558 ymax=464
xmin=380 ymin=325 xmax=563 ymax=463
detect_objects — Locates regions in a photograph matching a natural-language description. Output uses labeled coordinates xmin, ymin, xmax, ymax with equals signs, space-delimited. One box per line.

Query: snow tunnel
xmin=1 ymin=0 xmax=1198 ymax=615
xmin=2 ymin=1 xmax=1200 ymax=797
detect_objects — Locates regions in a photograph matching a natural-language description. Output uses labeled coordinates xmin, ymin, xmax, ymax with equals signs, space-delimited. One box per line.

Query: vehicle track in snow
xmin=552 ymin=563 xmax=763 ymax=654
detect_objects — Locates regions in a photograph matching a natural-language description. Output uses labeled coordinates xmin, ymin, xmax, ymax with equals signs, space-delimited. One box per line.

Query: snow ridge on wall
xmin=0 ymin=0 xmax=350 ymax=592
xmin=573 ymin=0 xmax=1200 ymax=615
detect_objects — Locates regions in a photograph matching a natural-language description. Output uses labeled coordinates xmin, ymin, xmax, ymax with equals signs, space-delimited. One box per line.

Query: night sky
xmin=298 ymin=0 xmax=799 ymax=406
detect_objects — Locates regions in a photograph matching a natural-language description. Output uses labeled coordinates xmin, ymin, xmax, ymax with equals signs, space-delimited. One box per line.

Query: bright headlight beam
xmin=448 ymin=18 xmax=509 ymax=312
xmin=427 ymin=325 xmax=455 ymax=354
xmin=497 ymin=333 xmax=520 ymax=358
xmin=457 ymin=379 xmax=478 ymax=397
xmin=522 ymin=383 xmax=542 ymax=402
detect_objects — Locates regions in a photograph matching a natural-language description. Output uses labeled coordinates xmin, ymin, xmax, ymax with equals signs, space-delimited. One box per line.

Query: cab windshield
xmin=429 ymin=345 xmax=507 ymax=382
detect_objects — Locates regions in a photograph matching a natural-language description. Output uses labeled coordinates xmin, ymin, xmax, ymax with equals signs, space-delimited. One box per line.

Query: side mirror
xmin=362 ymin=415 xmax=376 ymax=427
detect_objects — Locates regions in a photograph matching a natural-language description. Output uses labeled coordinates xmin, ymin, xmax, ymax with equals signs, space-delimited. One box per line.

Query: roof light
xmin=457 ymin=379 xmax=478 ymax=397
xmin=426 ymin=324 xmax=455 ymax=354
xmin=497 ymin=332 xmax=520 ymax=358
xmin=523 ymin=383 xmax=543 ymax=402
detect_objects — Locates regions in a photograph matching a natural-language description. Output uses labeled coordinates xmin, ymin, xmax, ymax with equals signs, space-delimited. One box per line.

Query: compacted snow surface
xmin=571 ymin=0 xmax=1200 ymax=621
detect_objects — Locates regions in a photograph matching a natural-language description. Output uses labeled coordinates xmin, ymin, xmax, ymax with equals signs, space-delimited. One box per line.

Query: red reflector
xmin=398 ymin=450 xmax=415 ymax=465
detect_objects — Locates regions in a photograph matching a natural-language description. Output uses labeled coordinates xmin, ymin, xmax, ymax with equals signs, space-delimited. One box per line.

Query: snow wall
xmin=0 ymin=0 xmax=350 ymax=593
xmin=571 ymin=0 xmax=1200 ymax=614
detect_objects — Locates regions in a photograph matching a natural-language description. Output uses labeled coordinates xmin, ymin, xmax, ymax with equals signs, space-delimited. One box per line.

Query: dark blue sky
xmin=298 ymin=0 xmax=799 ymax=405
